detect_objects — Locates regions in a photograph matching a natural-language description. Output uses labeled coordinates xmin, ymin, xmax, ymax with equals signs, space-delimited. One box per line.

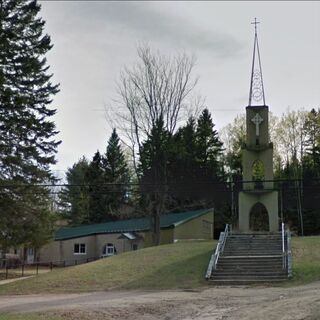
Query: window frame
xmin=102 ymin=243 xmax=115 ymax=256
xmin=73 ymin=243 xmax=86 ymax=255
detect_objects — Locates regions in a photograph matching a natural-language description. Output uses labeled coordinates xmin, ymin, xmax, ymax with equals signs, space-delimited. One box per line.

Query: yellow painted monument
xmin=238 ymin=19 xmax=279 ymax=232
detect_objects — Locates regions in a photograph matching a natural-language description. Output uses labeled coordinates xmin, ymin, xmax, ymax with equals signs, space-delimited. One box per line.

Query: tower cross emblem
xmin=251 ymin=113 xmax=263 ymax=136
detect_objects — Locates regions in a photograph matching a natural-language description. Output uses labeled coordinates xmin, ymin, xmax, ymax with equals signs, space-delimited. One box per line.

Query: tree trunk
xmin=152 ymin=209 xmax=161 ymax=246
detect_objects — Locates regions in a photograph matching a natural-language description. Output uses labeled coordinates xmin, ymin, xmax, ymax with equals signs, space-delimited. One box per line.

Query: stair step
xmin=208 ymin=278 xmax=288 ymax=285
xmin=211 ymin=273 xmax=286 ymax=279
xmin=223 ymin=250 xmax=280 ymax=256
xmin=218 ymin=265 xmax=283 ymax=268
xmin=206 ymin=231 xmax=289 ymax=284
xmin=212 ymin=270 xmax=286 ymax=275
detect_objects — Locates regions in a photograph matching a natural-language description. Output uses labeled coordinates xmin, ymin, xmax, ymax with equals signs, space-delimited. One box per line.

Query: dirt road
xmin=1 ymin=281 xmax=320 ymax=319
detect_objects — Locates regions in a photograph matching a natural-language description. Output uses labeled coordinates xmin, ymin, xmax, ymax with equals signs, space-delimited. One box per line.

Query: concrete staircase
xmin=207 ymin=233 xmax=289 ymax=284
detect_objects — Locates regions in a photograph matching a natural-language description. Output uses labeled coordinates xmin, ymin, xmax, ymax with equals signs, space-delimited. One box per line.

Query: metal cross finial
xmin=251 ymin=18 xmax=260 ymax=34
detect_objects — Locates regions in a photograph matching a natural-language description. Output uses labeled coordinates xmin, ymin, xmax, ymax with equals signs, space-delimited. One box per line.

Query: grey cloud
xmin=52 ymin=2 xmax=244 ymax=59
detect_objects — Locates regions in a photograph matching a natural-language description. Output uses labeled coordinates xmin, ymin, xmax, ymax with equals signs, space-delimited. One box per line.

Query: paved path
xmin=0 ymin=276 xmax=34 ymax=286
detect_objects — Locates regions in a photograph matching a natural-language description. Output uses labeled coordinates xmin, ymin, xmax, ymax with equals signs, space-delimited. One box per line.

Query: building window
xmin=102 ymin=243 xmax=115 ymax=256
xmin=132 ymin=244 xmax=138 ymax=251
xmin=74 ymin=243 xmax=86 ymax=255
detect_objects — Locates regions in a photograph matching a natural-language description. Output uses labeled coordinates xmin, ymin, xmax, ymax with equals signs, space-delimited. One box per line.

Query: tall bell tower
xmin=238 ymin=19 xmax=279 ymax=232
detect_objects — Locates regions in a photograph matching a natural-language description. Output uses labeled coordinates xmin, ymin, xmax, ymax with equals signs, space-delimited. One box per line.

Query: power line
xmin=0 ymin=177 xmax=319 ymax=189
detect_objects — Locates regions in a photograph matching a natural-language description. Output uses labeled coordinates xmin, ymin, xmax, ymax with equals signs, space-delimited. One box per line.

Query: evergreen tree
xmin=102 ymin=128 xmax=129 ymax=212
xmin=0 ymin=0 xmax=60 ymax=250
xmin=175 ymin=116 xmax=197 ymax=163
xmin=86 ymin=151 xmax=107 ymax=223
xmin=104 ymin=129 xmax=128 ymax=182
xmin=195 ymin=108 xmax=223 ymax=175
xmin=60 ymin=132 xmax=131 ymax=225
xmin=139 ymin=118 xmax=171 ymax=244
xmin=59 ymin=157 xmax=90 ymax=225
xmin=166 ymin=117 xmax=199 ymax=206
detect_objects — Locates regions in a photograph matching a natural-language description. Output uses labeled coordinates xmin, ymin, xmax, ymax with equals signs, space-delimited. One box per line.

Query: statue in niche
xmin=252 ymin=159 xmax=264 ymax=189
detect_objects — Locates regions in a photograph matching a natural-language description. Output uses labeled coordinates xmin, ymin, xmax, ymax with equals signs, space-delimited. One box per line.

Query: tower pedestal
xmin=239 ymin=191 xmax=279 ymax=232
xmin=238 ymin=105 xmax=279 ymax=232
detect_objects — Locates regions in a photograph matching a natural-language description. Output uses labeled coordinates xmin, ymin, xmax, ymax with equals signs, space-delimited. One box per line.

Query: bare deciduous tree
xmin=108 ymin=46 xmax=200 ymax=244
xmin=109 ymin=46 xmax=198 ymax=172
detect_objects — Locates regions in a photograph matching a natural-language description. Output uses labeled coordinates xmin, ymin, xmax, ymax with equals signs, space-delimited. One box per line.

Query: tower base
xmin=238 ymin=191 xmax=279 ymax=232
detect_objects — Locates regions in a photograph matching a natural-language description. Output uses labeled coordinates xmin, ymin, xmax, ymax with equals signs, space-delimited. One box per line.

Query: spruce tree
xmin=0 ymin=0 xmax=60 ymax=251
xmin=103 ymin=129 xmax=129 ymax=212
xmin=167 ymin=117 xmax=198 ymax=205
xmin=86 ymin=151 xmax=106 ymax=223
xmin=104 ymin=129 xmax=129 ymax=183
xmin=59 ymin=157 xmax=90 ymax=225
xmin=196 ymin=108 xmax=223 ymax=174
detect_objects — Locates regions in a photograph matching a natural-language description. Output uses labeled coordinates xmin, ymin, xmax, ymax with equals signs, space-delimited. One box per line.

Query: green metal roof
xmin=55 ymin=208 xmax=212 ymax=241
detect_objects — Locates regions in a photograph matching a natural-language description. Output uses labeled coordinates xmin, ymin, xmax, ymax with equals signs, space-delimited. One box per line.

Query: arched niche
xmin=249 ymin=202 xmax=269 ymax=231
xmin=252 ymin=159 xmax=265 ymax=189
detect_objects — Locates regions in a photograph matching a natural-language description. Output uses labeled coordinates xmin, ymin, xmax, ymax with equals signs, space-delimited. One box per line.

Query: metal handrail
xmin=221 ymin=224 xmax=230 ymax=253
xmin=287 ymin=229 xmax=293 ymax=277
xmin=281 ymin=222 xmax=286 ymax=270
xmin=205 ymin=224 xmax=230 ymax=279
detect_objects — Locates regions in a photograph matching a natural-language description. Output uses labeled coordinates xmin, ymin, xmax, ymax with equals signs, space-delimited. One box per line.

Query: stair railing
xmin=205 ymin=224 xmax=230 ymax=279
xmin=221 ymin=224 xmax=230 ymax=252
xmin=281 ymin=222 xmax=286 ymax=270
xmin=286 ymin=229 xmax=293 ymax=277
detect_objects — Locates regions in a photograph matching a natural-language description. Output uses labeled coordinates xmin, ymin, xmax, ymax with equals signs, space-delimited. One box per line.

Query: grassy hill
xmin=0 ymin=240 xmax=216 ymax=295
xmin=0 ymin=236 xmax=319 ymax=295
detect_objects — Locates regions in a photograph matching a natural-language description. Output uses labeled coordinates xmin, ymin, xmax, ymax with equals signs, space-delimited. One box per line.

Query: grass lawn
xmin=0 ymin=236 xmax=319 ymax=296
xmin=0 ymin=240 xmax=216 ymax=295
xmin=0 ymin=266 xmax=50 ymax=281
xmin=289 ymin=236 xmax=320 ymax=285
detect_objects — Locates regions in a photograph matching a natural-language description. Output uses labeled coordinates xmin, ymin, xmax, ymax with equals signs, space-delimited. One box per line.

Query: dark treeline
xmin=61 ymin=107 xmax=320 ymax=239
xmin=60 ymin=109 xmax=230 ymax=239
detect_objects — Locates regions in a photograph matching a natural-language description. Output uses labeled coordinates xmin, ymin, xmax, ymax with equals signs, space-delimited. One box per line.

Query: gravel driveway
xmin=1 ymin=281 xmax=319 ymax=319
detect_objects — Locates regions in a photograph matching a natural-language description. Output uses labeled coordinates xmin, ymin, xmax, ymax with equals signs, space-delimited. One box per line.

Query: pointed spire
xmin=248 ymin=18 xmax=266 ymax=106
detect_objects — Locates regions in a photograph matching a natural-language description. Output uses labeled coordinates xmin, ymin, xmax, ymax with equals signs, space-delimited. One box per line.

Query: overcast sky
xmin=39 ymin=1 xmax=320 ymax=175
